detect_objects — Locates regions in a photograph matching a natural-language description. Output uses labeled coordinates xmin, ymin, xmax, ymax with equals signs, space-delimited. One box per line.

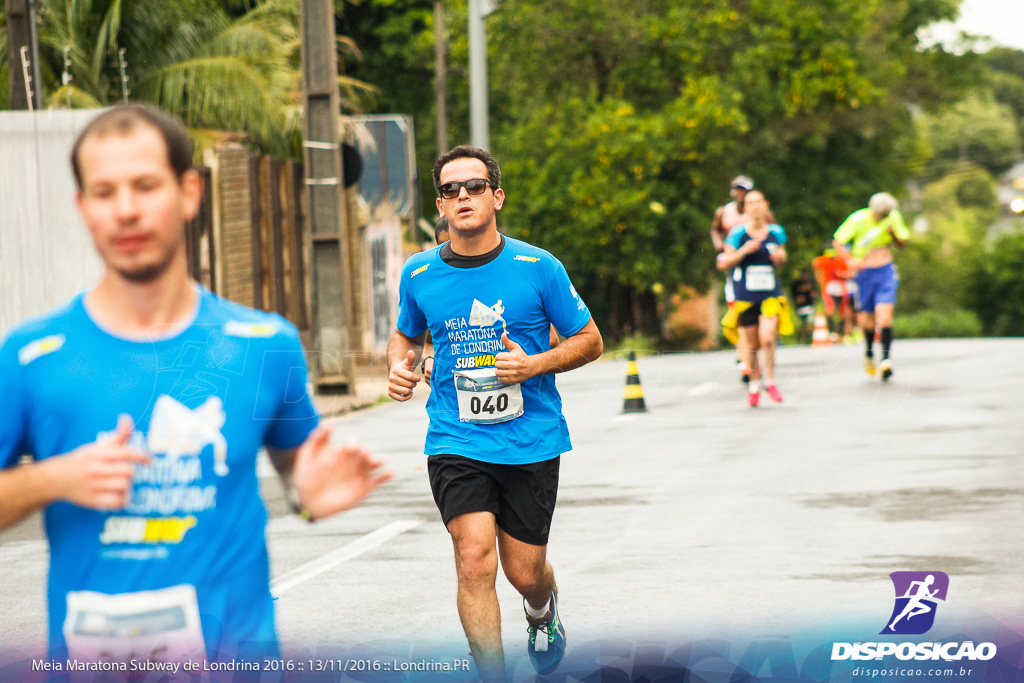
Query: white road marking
xmin=257 ymin=449 xmax=276 ymax=478
xmin=687 ymin=382 xmax=717 ymax=397
xmin=0 ymin=539 xmax=48 ymax=561
xmin=270 ymin=519 xmax=423 ymax=598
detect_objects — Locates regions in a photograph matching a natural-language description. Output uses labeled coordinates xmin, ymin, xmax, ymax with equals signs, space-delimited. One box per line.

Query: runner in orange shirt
xmin=812 ymin=247 xmax=857 ymax=343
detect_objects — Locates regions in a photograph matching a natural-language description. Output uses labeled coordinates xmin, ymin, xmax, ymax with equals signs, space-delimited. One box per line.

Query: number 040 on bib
xmin=453 ymin=368 xmax=525 ymax=425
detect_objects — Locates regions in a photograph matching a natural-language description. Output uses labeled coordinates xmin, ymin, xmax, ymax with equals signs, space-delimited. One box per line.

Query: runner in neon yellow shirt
xmin=833 ymin=193 xmax=910 ymax=381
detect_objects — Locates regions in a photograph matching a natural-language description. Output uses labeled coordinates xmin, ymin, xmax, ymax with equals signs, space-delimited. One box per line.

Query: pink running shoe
xmin=748 ymin=390 xmax=760 ymax=407
xmin=765 ymin=384 xmax=784 ymax=403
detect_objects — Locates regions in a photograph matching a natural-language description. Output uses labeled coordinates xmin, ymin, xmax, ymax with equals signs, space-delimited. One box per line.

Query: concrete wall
xmin=0 ymin=109 xmax=104 ymax=337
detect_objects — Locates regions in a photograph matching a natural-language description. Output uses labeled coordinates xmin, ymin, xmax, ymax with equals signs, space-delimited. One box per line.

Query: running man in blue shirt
xmin=387 ymin=146 xmax=603 ymax=681
xmin=0 ymin=104 xmax=391 ymax=667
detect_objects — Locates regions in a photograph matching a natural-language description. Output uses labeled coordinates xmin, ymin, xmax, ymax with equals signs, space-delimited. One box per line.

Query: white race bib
xmin=453 ymin=368 xmax=524 ymax=424
xmin=64 ymin=584 xmax=206 ymax=665
xmin=825 ymin=280 xmax=845 ymax=297
xmin=745 ymin=265 xmax=776 ymax=291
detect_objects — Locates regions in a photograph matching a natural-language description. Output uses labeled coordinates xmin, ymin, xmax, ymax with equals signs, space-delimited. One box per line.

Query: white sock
xmin=749 ymin=380 xmax=760 ymax=394
xmin=525 ymin=597 xmax=550 ymax=619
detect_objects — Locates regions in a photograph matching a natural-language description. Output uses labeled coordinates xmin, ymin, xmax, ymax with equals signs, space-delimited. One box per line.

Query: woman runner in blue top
xmin=718 ymin=190 xmax=793 ymax=407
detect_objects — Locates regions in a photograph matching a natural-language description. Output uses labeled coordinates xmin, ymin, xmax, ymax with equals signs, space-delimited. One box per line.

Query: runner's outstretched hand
xmin=292 ymin=425 xmax=392 ymax=519
xmin=388 ymin=349 xmax=420 ymax=401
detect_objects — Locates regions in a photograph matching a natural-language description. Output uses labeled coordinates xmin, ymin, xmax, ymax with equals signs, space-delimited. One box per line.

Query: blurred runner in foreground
xmin=0 ymin=104 xmax=390 ymax=667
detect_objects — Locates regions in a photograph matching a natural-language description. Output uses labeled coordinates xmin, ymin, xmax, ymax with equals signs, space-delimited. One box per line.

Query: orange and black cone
xmin=622 ymin=350 xmax=648 ymax=413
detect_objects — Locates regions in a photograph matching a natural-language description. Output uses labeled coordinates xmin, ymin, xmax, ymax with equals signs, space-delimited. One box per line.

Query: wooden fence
xmin=194 ymin=149 xmax=311 ymax=334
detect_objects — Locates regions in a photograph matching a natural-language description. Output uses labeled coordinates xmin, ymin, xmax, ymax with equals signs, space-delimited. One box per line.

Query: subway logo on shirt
xmin=454 ymin=354 xmax=497 ymax=369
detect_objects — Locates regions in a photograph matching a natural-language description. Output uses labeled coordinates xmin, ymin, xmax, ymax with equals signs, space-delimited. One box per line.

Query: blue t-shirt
xmin=724 ymin=223 xmax=788 ymax=302
xmin=397 ymin=236 xmax=591 ymax=465
xmin=0 ymin=288 xmax=318 ymax=661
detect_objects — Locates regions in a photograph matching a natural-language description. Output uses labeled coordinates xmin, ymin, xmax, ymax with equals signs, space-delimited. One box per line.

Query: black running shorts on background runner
xmin=738 ymin=300 xmax=763 ymax=327
xmin=427 ymin=454 xmax=560 ymax=546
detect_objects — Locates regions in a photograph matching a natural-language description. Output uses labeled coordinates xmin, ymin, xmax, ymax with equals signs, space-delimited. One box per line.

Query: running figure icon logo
xmin=880 ymin=571 xmax=949 ymax=635
xmin=469 ymin=299 xmax=507 ymax=332
xmin=147 ymin=395 xmax=230 ymax=477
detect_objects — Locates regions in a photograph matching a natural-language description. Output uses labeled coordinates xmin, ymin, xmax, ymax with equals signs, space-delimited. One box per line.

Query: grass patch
xmin=894 ymin=308 xmax=983 ymax=339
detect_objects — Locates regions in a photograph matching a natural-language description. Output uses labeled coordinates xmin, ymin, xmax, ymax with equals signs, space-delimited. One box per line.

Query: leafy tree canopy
xmin=480 ymin=0 xmax=966 ymax=305
xmin=968 ymin=231 xmax=1024 ymax=336
xmin=330 ymin=0 xmax=976 ymax=336
xmin=3 ymin=0 xmax=375 ymax=158
xmin=918 ymin=93 xmax=1022 ymax=178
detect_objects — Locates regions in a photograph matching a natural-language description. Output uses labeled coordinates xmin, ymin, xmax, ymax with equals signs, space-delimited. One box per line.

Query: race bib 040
xmin=453 ymin=368 xmax=524 ymax=425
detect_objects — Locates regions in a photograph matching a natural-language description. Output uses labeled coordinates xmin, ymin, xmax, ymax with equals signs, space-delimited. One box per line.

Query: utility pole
xmin=468 ymin=0 xmax=493 ymax=150
xmin=6 ymin=0 xmax=43 ymax=110
xmin=299 ymin=0 xmax=356 ymax=393
xmin=434 ymin=1 xmax=448 ymax=155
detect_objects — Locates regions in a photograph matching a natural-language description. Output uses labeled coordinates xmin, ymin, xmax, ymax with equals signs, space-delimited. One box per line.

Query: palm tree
xmin=24 ymin=0 xmax=375 ymax=157
xmin=0 ymin=10 xmax=10 ymax=110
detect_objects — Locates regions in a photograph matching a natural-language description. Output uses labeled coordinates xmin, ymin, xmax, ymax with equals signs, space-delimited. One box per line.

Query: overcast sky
xmin=925 ymin=0 xmax=1024 ymax=51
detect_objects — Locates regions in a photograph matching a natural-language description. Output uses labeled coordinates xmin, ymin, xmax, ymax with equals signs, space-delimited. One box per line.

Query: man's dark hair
xmin=434 ymin=216 xmax=450 ymax=244
xmin=432 ymin=145 xmax=500 ymax=195
xmin=71 ymin=103 xmax=194 ymax=189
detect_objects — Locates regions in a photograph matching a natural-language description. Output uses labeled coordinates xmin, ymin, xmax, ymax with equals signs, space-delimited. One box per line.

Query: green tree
xmin=918 ymin=93 xmax=1022 ymax=178
xmin=920 ymin=165 xmax=999 ymax=250
xmin=30 ymin=0 xmax=304 ymax=155
xmin=968 ymin=231 xmax=1024 ymax=336
xmin=332 ymin=0 xmax=976 ymax=338
xmin=983 ymin=47 xmax=1024 ymax=143
xmin=339 ymin=0 xmax=443 ymax=230
xmin=480 ymin=0 xmax=963 ymax=338
xmin=3 ymin=0 xmax=374 ymax=158
xmin=896 ymin=165 xmax=1000 ymax=334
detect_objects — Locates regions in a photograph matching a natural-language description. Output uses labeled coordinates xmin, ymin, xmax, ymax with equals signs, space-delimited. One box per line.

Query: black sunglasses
xmin=438 ymin=178 xmax=492 ymax=199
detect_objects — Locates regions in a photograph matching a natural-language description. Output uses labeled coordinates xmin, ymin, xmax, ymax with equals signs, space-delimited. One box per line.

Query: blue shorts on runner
xmin=854 ymin=262 xmax=898 ymax=313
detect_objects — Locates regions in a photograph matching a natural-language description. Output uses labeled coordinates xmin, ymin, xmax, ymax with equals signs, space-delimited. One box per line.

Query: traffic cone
xmin=622 ymin=351 xmax=648 ymax=413
xmin=812 ymin=314 xmax=832 ymax=348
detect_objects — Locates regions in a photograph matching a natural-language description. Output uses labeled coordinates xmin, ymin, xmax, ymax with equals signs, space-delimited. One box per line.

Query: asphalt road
xmin=1 ymin=338 xmax=1021 ymax=681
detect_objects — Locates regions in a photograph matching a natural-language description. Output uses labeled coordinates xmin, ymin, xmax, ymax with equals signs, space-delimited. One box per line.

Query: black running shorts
xmin=738 ymin=300 xmax=763 ymax=327
xmin=427 ymin=454 xmax=560 ymax=546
